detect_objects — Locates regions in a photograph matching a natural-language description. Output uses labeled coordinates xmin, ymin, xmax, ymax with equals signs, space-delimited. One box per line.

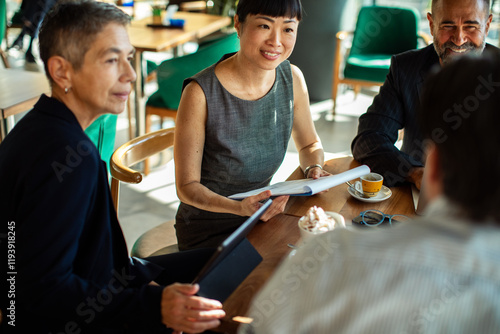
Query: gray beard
xmin=435 ymin=40 xmax=487 ymax=65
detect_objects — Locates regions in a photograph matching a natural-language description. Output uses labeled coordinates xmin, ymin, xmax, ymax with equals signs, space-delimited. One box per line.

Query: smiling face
xmin=428 ymin=0 xmax=492 ymax=65
xmin=235 ymin=13 xmax=298 ymax=71
xmin=69 ymin=23 xmax=136 ymax=119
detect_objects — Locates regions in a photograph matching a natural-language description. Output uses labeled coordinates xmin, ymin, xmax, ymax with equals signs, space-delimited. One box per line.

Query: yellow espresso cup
xmin=356 ymin=173 xmax=384 ymax=197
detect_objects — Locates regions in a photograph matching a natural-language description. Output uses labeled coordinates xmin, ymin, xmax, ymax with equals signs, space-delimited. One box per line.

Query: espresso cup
xmin=355 ymin=173 xmax=384 ymax=197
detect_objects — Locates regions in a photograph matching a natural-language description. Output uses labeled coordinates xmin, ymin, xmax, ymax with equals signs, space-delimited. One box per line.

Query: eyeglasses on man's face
xmin=352 ymin=209 xmax=410 ymax=227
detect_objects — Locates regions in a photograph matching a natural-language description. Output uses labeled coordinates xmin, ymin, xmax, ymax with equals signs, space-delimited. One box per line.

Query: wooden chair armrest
xmin=418 ymin=31 xmax=432 ymax=45
xmin=110 ymin=128 xmax=175 ymax=184
xmin=336 ymin=30 xmax=353 ymax=41
xmin=334 ymin=31 xmax=353 ymax=59
xmin=110 ymin=140 xmax=144 ymax=184
xmin=110 ymin=159 xmax=143 ymax=184
xmin=334 ymin=31 xmax=354 ymax=64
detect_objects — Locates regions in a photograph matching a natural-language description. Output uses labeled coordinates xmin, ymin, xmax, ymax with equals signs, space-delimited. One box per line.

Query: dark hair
xmin=38 ymin=0 xmax=131 ymax=83
xmin=236 ymin=0 xmax=302 ymax=23
xmin=419 ymin=53 xmax=500 ymax=223
xmin=431 ymin=0 xmax=491 ymax=15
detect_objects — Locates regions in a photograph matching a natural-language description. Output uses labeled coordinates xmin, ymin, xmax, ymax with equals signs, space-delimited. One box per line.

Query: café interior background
xmin=2 ymin=0 xmax=500 ymax=248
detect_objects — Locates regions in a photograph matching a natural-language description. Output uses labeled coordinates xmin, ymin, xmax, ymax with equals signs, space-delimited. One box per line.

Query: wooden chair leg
xmin=126 ymin=97 xmax=133 ymax=140
xmin=143 ymin=154 xmax=150 ymax=176
xmin=353 ymin=84 xmax=361 ymax=99
xmin=145 ymin=112 xmax=152 ymax=134
xmin=143 ymin=106 xmax=177 ymax=176
xmin=110 ymin=178 xmax=120 ymax=212
xmin=332 ymin=33 xmax=346 ymax=116
xmin=332 ymin=80 xmax=339 ymax=115
xmin=332 ymin=79 xmax=339 ymax=116
xmin=144 ymin=111 xmax=151 ymax=175
xmin=1 ymin=49 xmax=10 ymax=68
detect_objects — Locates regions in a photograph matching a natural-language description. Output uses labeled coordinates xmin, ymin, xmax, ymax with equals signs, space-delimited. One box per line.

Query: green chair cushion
xmin=344 ymin=54 xmax=392 ymax=83
xmin=147 ymin=32 xmax=240 ymax=110
xmin=346 ymin=54 xmax=392 ymax=69
xmin=146 ymin=59 xmax=158 ymax=75
xmin=84 ymin=114 xmax=118 ymax=173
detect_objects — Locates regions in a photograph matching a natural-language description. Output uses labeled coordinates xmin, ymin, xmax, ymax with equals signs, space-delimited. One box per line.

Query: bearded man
xmin=351 ymin=0 xmax=497 ymax=189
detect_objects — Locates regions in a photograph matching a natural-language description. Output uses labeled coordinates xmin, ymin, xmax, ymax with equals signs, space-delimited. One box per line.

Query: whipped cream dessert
xmin=299 ymin=206 xmax=342 ymax=233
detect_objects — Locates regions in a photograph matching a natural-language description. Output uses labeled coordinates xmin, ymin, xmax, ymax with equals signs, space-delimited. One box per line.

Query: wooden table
xmin=127 ymin=11 xmax=232 ymax=137
xmin=215 ymin=156 xmax=416 ymax=333
xmin=283 ymin=156 xmax=416 ymax=219
xmin=0 ymin=69 xmax=50 ymax=140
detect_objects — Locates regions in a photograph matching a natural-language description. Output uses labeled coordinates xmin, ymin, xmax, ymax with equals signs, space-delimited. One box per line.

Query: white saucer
xmin=347 ymin=185 xmax=392 ymax=203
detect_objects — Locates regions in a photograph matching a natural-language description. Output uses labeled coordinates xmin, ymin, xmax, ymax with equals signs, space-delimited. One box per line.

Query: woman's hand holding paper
xmin=241 ymin=190 xmax=289 ymax=221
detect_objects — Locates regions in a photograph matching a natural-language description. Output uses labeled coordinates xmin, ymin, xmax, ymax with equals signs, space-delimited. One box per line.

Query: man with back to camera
xmin=351 ymin=0 xmax=498 ymax=189
xmin=239 ymin=53 xmax=500 ymax=334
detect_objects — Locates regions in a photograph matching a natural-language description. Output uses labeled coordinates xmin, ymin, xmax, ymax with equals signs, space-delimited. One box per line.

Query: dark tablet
xmin=193 ymin=199 xmax=272 ymax=302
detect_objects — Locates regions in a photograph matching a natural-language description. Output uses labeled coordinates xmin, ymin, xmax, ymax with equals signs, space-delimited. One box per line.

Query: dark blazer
xmin=0 ymin=95 xmax=166 ymax=333
xmin=351 ymin=44 xmax=499 ymax=186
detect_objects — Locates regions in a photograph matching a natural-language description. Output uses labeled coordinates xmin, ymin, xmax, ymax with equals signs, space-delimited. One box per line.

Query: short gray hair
xmin=39 ymin=0 xmax=131 ymax=83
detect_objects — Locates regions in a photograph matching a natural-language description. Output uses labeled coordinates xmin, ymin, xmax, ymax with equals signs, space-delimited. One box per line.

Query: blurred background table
xmin=127 ymin=11 xmax=231 ymax=137
xmin=0 ymin=68 xmax=50 ymax=141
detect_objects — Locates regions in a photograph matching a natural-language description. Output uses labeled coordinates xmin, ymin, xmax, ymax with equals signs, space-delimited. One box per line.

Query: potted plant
xmin=151 ymin=1 xmax=169 ymax=24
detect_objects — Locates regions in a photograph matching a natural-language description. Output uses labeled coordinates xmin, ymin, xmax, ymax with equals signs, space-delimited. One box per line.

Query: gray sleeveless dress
xmin=175 ymin=53 xmax=294 ymax=250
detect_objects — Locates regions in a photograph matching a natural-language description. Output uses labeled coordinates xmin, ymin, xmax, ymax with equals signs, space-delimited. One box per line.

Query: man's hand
xmin=407 ymin=167 xmax=424 ymax=190
xmin=161 ymin=283 xmax=225 ymax=333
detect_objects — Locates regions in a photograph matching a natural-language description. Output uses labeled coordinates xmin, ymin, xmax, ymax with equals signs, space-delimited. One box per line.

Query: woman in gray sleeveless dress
xmin=174 ymin=0 xmax=330 ymax=250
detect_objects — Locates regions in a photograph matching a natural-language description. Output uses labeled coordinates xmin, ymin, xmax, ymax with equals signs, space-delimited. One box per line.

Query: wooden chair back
xmin=110 ymin=127 xmax=175 ymax=211
xmin=331 ymin=6 xmax=430 ymax=113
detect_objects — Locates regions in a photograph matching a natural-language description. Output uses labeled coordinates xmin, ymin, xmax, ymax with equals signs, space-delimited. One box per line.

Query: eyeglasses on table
xmin=352 ymin=209 xmax=410 ymax=227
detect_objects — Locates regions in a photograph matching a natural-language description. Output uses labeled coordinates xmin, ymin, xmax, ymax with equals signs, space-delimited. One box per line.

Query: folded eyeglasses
xmin=352 ymin=209 xmax=410 ymax=227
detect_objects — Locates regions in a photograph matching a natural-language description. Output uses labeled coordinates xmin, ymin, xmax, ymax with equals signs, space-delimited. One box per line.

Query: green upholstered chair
xmin=1 ymin=0 xmax=10 ymax=67
xmin=143 ymin=31 xmax=239 ymax=174
xmin=332 ymin=6 xmax=431 ymax=112
xmin=85 ymin=114 xmax=118 ymax=174
xmin=145 ymin=31 xmax=239 ymax=131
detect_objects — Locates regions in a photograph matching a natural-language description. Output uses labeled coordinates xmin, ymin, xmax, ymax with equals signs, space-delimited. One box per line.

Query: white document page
xmin=229 ymin=165 xmax=370 ymax=199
